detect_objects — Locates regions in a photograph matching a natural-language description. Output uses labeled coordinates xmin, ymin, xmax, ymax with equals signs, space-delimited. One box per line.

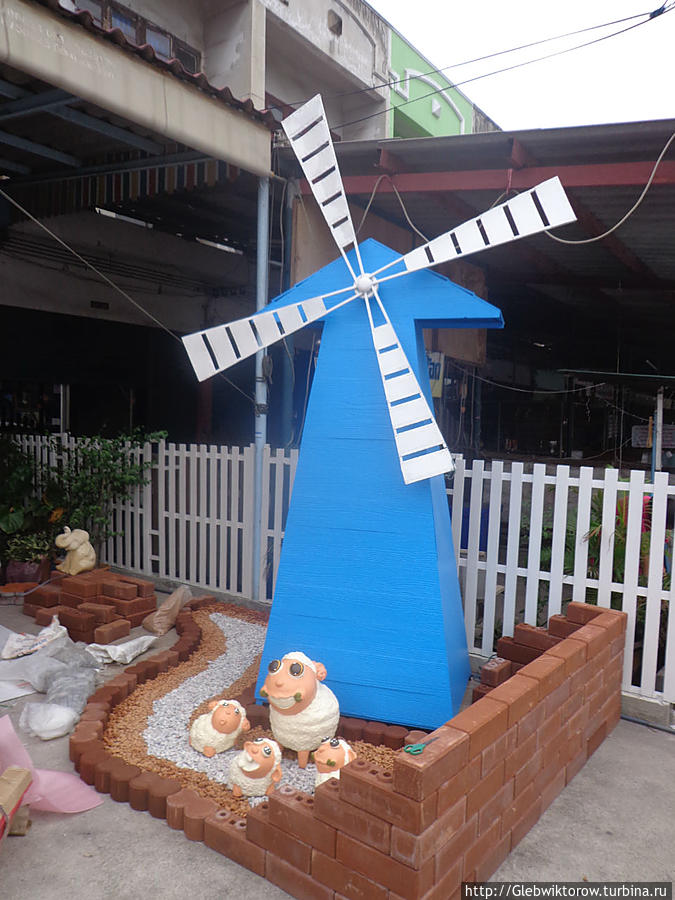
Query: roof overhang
xmin=0 ymin=0 xmax=271 ymax=176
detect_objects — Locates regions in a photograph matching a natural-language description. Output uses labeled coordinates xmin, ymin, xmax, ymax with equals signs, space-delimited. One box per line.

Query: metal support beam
xmin=253 ymin=175 xmax=270 ymax=604
xmin=0 ymin=157 xmax=29 ymax=174
xmin=0 ymin=88 xmax=74 ymax=121
xmin=9 ymin=150 xmax=209 ymax=186
xmin=0 ymin=128 xmax=79 ymax=166
xmin=336 ymin=160 xmax=675 ymax=194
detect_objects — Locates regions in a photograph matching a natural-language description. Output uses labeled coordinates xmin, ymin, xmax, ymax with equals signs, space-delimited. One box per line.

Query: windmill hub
xmin=354 ymin=273 xmax=376 ymax=297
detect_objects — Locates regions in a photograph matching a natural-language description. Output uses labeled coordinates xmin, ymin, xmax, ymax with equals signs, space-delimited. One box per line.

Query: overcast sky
xmin=369 ymin=0 xmax=673 ymax=130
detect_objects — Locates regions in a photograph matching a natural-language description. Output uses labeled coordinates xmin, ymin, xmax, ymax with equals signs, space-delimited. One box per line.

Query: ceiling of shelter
xmin=278 ymin=118 xmax=675 ymax=377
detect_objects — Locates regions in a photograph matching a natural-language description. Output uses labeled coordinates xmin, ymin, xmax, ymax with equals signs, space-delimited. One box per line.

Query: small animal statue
xmin=189 ymin=699 xmax=250 ymax=757
xmin=228 ymin=737 xmax=283 ymax=798
xmin=55 ymin=526 xmax=96 ymax=575
xmin=260 ymin=651 xmax=340 ymax=769
xmin=313 ymin=737 xmax=356 ymax=788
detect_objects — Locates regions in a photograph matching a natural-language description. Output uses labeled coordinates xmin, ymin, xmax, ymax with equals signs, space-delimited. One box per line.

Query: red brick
xmin=510 ymin=796 xmax=542 ymax=849
xmin=165 ymin=788 xmax=218 ymax=841
xmin=565 ymin=601 xmax=603 ymax=624
xmin=78 ymin=747 xmax=110 ymax=783
xmin=591 ymin=611 xmax=626 ymax=641
xmin=111 ymin=595 xmax=156 ymax=617
xmin=60 ymin=592 xmax=85 ymax=609
xmin=313 ymin=778 xmax=389 ymax=853
xmin=391 ymin=858 xmax=462 ymax=900
xmin=434 ymin=814 xmax=478 ymax=880
xmin=312 ymin=849 xmax=389 ymax=900
xmin=447 ymin=698 xmax=509 ymax=759
xmin=203 ymin=810 xmax=266 ymax=876
xmin=543 ymin=680 xmax=571 ymax=719
xmin=463 ymin=818 xmax=501 ymax=878
xmin=390 ymin=797 xmax=466 ymax=869
xmin=540 ymin=767 xmax=566 ymax=811
xmin=496 ymin=637 xmax=543 ymax=665
xmin=383 ymin=725 xmax=409 ymax=750
xmin=565 ymin=748 xmax=588 ymax=784
xmin=474 ymin=832 xmax=512 ymax=882
xmin=514 ymin=748 xmax=544 ymax=795
xmin=340 ymin=717 xmax=366 ymax=741
xmin=102 ymin=580 xmax=137 ymax=600
xmin=59 ymin=607 xmax=95 ymax=630
xmin=126 ymin=609 xmax=155 ymax=628
xmin=437 ymin=756 xmax=481 ymax=813
xmin=546 ymin=636 xmax=587 ymax=675
xmin=339 ymin=760 xmax=437 ymax=834
xmin=267 ymin=852 xmax=334 ymax=900
xmin=66 ymin=626 xmax=95 ymax=644
xmin=108 ymin=761 xmax=142 ymax=803
xmin=94 ymin=619 xmax=131 ymax=644
xmin=362 ymin=721 xmax=387 ymax=746
xmin=586 ymin=721 xmax=607 ymax=757
xmin=477 ymin=779 xmax=514 ymax=835
xmin=60 ymin=576 xmax=99 ymax=599
xmin=501 ymin=780 xmax=537 ymax=836
xmin=35 ymin=605 xmax=65 ymax=625
xmin=79 ymin=602 xmax=120 ymax=624
xmin=336 ymin=833 xmax=434 ymax=899
xmin=247 ymin=802 xmax=311 ymax=872
xmin=517 ymin=655 xmax=566 ymax=700
xmin=481 ymin=726 xmax=517 ymax=777
xmin=393 ymin=725 xmax=469 ymax=800
xmin=510 ymin=662 xmax=525 ymax=676
xmin=479 ymin=657 xmax=512 ymax=687
xmin=514 ymin=623 xmax=562 ymax=651
xmin=472 ymin=684 xmax=493 ymax=702
xmin=467 ymin=762 xmax=505 ymax=818
xmin=22 ymin=601 xmax=41 ymax=617
xmin=516 ymin=703 xmax=546 ymax=745
xmin=486 ymin=675 xmax=540 ymax=727
xmin=504 ymin=732 xmax=538 ymax=781
xmin=31 ymin=584 xmax=62 ymax=607
xmin=538 ymin=709 xmax=563 ymax=750
xmin=267 ymin=786 xmax=336 ymax=857
xmin=548 ymin=615 xmax=582 ymax=638
xmin=118 ymin=575 xmax=155 ymax=597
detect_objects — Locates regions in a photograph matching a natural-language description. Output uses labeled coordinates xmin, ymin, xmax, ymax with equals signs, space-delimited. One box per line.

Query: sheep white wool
xmin=270 ymin=682 xmax=339 ymax=751
xmin=189 ymin=701 xmax=245 ymax=755
xmin=228 ymin=747 xmax=280 ymax=798
xmin=315 ymin=769 xmax=340 ymax=788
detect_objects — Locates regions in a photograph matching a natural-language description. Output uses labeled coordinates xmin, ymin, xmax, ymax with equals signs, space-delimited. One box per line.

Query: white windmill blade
xmin=182 ymin=287 xmax=358 ymax=382
xmin=372 ymin=177 xmax=576 ymax=283
xmin=282 ymin=94 xmax=363 ymax=278
xmin=364 ymin=286 xmax=454 ymax=485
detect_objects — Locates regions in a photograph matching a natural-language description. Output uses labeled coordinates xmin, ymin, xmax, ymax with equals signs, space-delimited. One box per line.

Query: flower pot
xmin=5 ymin=556 xmax=51 ymax=584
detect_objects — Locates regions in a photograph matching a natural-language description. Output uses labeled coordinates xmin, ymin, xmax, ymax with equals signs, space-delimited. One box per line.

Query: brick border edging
xmin=71 ymin=600 xmax=626 ymax=900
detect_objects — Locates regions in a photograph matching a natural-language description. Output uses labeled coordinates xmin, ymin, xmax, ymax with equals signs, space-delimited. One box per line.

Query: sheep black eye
xmin=268 ymin=659 xmax=281 ymax=674
xmin=263 ymin=746 xmax=272 ymax=757
xmin=289 ymin=661 xmax=304 ymax=677
xmin=234 ymin=708 xmax=240 ymax=715
xmin=254 ymin=737 xmax=264 ymax=743
xmin=330 ymin=738 xmax=340 ymax=748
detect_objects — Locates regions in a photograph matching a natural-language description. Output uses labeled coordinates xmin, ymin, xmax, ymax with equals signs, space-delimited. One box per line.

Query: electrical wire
xmin=335 ymin=6 xmax=675 ymax=132
xmin=446 ymin=359 xmax=606 ymax=395
xmin=0 ymin=186 xmax=257 ymax=406
xmin=293 ymin=6 xmax=663 ymax=106
xmin=547 ymin=130 xmax=675 ymax=245
xmin=355 ymin=173 xmax=428 ymax=241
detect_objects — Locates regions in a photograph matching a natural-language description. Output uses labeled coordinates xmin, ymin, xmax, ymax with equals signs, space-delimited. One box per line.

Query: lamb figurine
xmin=229 ymin=737 xmax=282 ymax=798
xmin=260 ymin=651 xmax=340 ymax=768
xmin=55 ymin=526 xmax=96 ymax=575
xmin=313 ymin=737 xmax=356 ymax=788
xmin=189 ymin=699 xmax=250 ymax=758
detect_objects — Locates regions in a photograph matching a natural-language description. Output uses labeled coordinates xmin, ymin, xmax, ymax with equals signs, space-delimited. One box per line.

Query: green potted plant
xmin=4 ymin=531 xmax=52 ymax=584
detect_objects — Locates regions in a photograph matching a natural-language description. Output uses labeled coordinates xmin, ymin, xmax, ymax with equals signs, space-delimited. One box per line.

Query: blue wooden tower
xmin=255 ymin=239 xmax=503 ymax=729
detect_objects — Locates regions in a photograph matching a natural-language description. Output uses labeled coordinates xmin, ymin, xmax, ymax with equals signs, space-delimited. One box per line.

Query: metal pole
xmin=253 ymin=176 xmax=270 ymax=603
xmin=652 ymin=386 xmax=664 ymax=479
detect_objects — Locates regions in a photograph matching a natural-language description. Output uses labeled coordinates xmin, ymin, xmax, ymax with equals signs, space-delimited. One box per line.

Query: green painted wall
xmin=389 ymin=31 xmax=474 ymax=138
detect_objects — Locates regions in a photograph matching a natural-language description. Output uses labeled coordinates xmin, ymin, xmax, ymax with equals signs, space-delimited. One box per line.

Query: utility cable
xmin=335 ymin=7 xmax=675 ymax=132
xmin=0 ymin=185 xmax=256 ymax=405
xmin=288 ymin=6 xmax=663 ymax=106
xmin=446 ymin=359 xmax=606 ymax=395
xmin=355 ymin=173 xmax=428 ymax=241
xmin=547 ymin=130 xmax=675 ymax=244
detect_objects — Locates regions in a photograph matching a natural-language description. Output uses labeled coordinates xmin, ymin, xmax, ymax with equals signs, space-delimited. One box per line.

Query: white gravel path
xmin=143 ymin=612 xmax=317 ymax=801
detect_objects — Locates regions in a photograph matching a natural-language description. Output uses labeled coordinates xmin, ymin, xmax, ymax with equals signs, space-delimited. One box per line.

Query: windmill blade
xmin=282 ymin=95 xmax=363 ymax=277
xmin=364 ymin=288 xmax=454 ymax=485
xmin=183 ymin=289 xmax=358 ymax=382
xmin=373 ymin=177 xmax=576 ymax=282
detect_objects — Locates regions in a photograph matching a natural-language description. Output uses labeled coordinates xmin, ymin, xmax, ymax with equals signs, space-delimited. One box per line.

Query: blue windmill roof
xmin=264 ymin=238 xmax=504 ymax=330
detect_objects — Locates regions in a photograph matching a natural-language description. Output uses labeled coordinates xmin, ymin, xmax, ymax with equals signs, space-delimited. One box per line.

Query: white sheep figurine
xmin=189 ymin=699 xmax=250 ymax=757
xmin=313 ymin=737 xmax=356 ymax=788
xmin=229 ymin=737 xmax=283 ymax=798
xmin=260 ymin=651 xmax=340 ymax=768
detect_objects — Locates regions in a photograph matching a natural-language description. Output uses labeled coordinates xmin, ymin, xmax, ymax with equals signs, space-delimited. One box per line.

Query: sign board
xmin=427 ymin=351 xmax=444 ymax=398
xmin=631 ymin=424 xmax=675 ymax=448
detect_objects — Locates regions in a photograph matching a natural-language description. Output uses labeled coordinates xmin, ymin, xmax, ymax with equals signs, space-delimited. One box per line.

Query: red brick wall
xmin=76 ymin=600 xmax=626 ymax=900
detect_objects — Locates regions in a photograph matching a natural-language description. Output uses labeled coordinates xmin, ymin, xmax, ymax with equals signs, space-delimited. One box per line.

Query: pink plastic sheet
xmin=0 ymin=715 xmax=103 ymax=813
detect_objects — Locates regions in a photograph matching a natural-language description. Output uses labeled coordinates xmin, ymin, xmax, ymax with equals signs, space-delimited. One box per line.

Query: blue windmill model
xmin=182 ymin=95 xmax=576 ymax=728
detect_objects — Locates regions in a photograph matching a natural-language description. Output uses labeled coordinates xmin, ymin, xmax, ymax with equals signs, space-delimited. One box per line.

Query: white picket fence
xmin=11 ymin=435 xmax=674 ymax=705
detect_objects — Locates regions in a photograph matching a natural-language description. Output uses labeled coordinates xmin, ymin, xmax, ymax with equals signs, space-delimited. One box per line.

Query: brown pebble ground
xmin=103 ymin=603 xmax=395 ymax=816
